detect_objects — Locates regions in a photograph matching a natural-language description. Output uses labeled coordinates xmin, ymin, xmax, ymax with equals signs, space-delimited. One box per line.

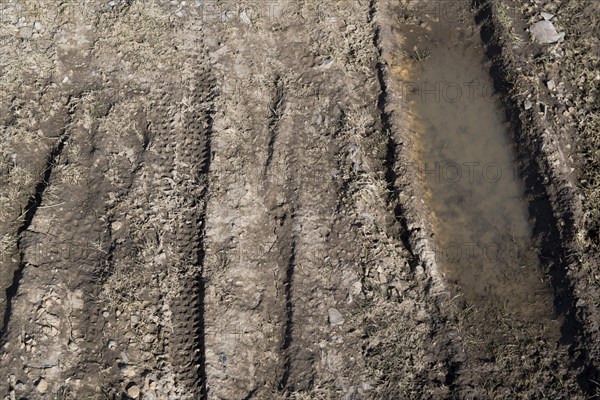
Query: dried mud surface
xmin=0 ymin=0 xmax=598 ymax=399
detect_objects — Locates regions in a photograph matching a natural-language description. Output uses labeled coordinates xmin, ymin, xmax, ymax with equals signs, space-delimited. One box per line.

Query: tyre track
xmin=0 ymin=0 xmax=76 ymax=334
xmin=269 ymin=2 xmax=427 ymax=395
xmin=0 ymin=90 xmax=118 ymax=398
xmin=166 ymin=67 xmax=214 ymax=397
xmin=102 ymin=41 xmax=215 ymax=399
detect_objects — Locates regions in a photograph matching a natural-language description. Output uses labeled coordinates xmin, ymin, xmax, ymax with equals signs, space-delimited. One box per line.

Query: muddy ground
xmin=0 ymin=0 xmax=598 ymax=399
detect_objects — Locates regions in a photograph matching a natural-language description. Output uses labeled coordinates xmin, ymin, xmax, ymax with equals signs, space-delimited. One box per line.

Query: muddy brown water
xmin=404 ymin=22 xmax=558 ymax=323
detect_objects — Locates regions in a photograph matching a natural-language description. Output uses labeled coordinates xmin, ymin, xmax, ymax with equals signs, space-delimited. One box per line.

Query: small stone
xmin=126 ymin=382 xmax=140 ymax=398
xmin=239 ymin=7 xmax=253 ymax=24
xmin=547 ymin=80 xmax=556 ymax=90
xmin=111 ymin=221 xmax=123 ymax=231
xmin=524 ymin=100 xmax=533 ymax=110
xmin=221 ymin=10 xmax=234 ymax=22
xmin=35 ymin=378 xmax=48 ymax=393
xmin=541 ymin=12 xmax=554 ymax=21
xmin=318 ymin=57 xmax=334 ymax=69
xmin=34 ymin=20 xmax=43 ymax=31
xmin=328 ymin=308 xmax=344 ymax=326
xmin=530 ymin=20 xmax=565 ymax=44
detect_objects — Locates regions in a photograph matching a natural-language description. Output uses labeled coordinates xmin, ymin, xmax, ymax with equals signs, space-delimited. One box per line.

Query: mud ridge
xmin=372 ymin=2 xmax=420 ymax=271
xmin=472 ymin=0 xmax=598 ymax=392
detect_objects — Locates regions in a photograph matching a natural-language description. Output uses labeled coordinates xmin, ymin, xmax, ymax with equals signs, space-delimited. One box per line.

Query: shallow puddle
xmin=403 ymin=20 xmax=557 ymax=321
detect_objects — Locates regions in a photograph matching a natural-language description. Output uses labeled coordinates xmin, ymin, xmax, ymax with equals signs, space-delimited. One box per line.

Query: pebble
xmin=547 ymin=79 xmax=556 ymax=90
xmin=35 ymin=378 xmax=48 ymax=394
xmin=126 ymin=383 xmax=140 ymax=398
xmin=221 ymin=10 xmax=234 ymax=22
xmin=34 ymin=20 xmax=43 ymax=31
xmin=524 ymin=100 xmax=533 ymax=110
xmin=530 ymin=20 xmax=565 ymax=44
xmin=318 ymin=57 xmax=334 ymax=69
xmin=328 ymin=308 xmax=344 ymax=326
xmin=239 ymin=8 xmax=253 ymax=24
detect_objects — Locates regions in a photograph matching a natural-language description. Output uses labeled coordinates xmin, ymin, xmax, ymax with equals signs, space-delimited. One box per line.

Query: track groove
xmin=277 ymin=238 xmax=296 ymax=391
